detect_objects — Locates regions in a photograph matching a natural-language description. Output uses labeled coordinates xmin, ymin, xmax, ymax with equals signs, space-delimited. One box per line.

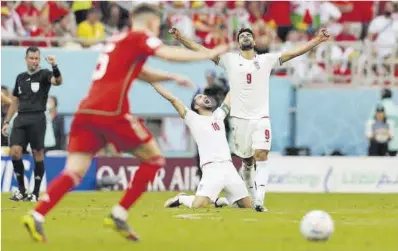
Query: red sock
xmin=119 ymin=157 xmax=163 ymax=210
xmin=35 ymin=171 xmax=81 ymax=216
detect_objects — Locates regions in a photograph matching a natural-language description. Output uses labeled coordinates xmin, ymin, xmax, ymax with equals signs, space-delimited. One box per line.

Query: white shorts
xmin=196 ymin=161 xmax=249 ymax=204
xmin=231 ymin=117 xmax=272 ymax=158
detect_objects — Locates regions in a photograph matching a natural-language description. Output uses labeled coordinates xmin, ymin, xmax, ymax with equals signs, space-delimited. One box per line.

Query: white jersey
xmin=218 ymin=52 xmax=282 ymax=119
xmin=184 ymin=107 xmax=231 ymax=167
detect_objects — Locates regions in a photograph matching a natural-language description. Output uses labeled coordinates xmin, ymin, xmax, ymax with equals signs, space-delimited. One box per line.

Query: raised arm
xmin=280 ymin=28 xmax=330 ymax=64
xmin=45 ymin=56 xmax=63 ymax=86
xmin=168 ymin=27 xmax=220 ymax=64
xmin=150 ymin=83 xmax=187 ymax=118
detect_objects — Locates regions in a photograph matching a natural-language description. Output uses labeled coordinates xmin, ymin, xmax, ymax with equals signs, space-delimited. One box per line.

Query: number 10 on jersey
xmin=212 ymin=123 xmax=220 ymax=131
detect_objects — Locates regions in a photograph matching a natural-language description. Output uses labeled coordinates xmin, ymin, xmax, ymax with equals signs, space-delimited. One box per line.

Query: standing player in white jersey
xmin=150 ymin=83 xmax=252 ymax=209
xmin=170 ymin=27 xmax=330 ymax=212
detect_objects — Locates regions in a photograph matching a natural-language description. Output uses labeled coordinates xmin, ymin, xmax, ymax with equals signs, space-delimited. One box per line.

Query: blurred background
xmin=1 ymin=0 xmax=398 ymax=159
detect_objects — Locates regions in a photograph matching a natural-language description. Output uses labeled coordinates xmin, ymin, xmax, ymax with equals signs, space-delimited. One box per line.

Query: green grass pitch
xmin=2 ymin=192 xmax=398 ymax=251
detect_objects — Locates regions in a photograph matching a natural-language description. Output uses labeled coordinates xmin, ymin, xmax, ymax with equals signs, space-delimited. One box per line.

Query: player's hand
xmin=168 ymin=27 xmax=182 ymax=40
xmin=2 ymin=123 xmax=9 ymax=137
xmin=317 ymin=28 xmax=330 ymax=42
xmin=45 ymin=55 xmax=57 ymax=66
xmin=209 ymin=44 xmax=229 ymax=58
xmin=174 ymin=76 xmax=194 ymax=89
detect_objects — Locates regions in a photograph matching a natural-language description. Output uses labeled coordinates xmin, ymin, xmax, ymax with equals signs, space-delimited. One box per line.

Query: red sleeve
xmin=15 ymin=4 xmax=26 ymax=17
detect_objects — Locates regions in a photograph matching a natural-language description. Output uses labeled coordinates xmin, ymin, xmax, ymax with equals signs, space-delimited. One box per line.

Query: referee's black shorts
xmin=10 ymin=112 xmax=46 ymax=151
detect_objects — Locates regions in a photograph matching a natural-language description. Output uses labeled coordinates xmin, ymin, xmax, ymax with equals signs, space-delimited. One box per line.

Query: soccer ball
xmin=300 ymin=210 xmax=334 ymax=241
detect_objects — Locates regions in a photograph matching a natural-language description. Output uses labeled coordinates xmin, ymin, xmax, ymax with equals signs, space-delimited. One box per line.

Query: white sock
xmin=31 ymin=211 xmax=45 ymax=223
xmin=255 ymin=160 xmax=269 ymax=205
xmin=179 ymin=195 xmax=195 ymax=208
xmin=112 ymin=204 xmax=128 ymax=221
xmin=214 ymin=197 xmax=229 ymax=207
xmin=241 ymin=162 xmax=256 ymax=199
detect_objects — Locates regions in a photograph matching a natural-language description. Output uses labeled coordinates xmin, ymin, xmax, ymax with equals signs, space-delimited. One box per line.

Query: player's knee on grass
xmin=192 ymin=196 xmax=211 ymax=208
xmin=10 ymin=146 xmax=23 ymax=160
xmin=243 ymin=156 xmax=255 ymax=167
xmin=32 ymin=149 xmax=44 ymax=161
xmin=254 ymin=149 xmax=268 ymax=161
xmin=235 ymin=197 xmax=252 ymax=208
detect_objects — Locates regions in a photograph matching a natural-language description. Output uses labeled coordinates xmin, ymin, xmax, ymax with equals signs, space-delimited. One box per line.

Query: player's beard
xmin=201 ymin=103 xmax=213 ymax=111
xmin=240 ymin=41 xmax=254 ymax=51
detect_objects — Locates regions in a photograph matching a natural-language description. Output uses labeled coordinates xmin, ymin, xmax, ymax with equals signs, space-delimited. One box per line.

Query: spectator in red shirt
xmin=334 ymin=22 xmax=358 ymax=75
xmin=15 ymin=1 xmax=39 ymax=31
xmin=334 ymin=1 xmax=375 ymax=39
xmin=248 ymin=1 xmax=279 ymax=53
xmin=21 ymin=15 xmax=55 ymax=47
xmin=203 ymin=24 xmax=229 ymax=49
xmin=192 ymin=2 xmax=224 ymax=42
xmin=264 ymin=1 xmax=292 ymax=41
xmin=41 ymin=2 xmax=69 ymax=24
xmin=335 ymin=22 xmax=357 ymax=41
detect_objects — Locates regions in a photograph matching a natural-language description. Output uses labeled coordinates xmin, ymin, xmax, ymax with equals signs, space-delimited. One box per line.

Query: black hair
xmin=237 ymin=28 xmax=254 ymax=41
xmin=131 ymin=4 xmax=161 ymax=19
xmin=87 ymin=7 xmax=100 ymax=15
xmin=191 ymin=95 xmax=199 ymax=114
xmin=49 ymin=96 xmax=58 ymax=107
xmin=374 ymin=104 xmax=387 ymax=123
xmin=1 ymin=85 xmax=8 ymax=91
xmin=26 ymin=46 xmax=40 ymax=57
xmin=381 ymin=88 xmax=392 ymax=99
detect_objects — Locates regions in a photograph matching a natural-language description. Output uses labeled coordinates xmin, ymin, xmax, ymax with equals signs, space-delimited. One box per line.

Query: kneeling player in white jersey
xmin=150 ymin=83 xmax=252 ymax=209
xmin=170 ymin=27 xmax=330 ymax=211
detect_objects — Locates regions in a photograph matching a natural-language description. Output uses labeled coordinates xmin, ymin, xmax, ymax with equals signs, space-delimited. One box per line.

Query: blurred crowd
xmin=2 ymin=1 xmax=397 ymax=46
xmin=1 ymin=1 xmax=398 ymax=82
xmin=1 ymin=1 xmax=130 ymax=48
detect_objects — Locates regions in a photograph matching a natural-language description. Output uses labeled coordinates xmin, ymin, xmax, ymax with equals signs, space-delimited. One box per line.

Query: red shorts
xmin=68 ymin=113 xmax=153 ymax=154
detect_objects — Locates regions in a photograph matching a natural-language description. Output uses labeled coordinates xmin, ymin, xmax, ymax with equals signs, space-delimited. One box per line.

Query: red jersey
xmin=15 ymin=3 xmax=39 ymax=21
xmin=77 ymin=31 xmax=162 ymax=116
xmin=44 ymin=2 xmax=69 ymax=23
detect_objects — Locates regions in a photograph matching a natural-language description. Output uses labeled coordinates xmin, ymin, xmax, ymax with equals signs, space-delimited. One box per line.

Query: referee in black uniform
xmin=1 ymin=47 xmax=63 ymax=201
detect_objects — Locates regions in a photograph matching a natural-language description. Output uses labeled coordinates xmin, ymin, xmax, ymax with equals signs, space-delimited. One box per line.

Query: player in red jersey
xmin=22 ymin=4 xmax=228 ymax=243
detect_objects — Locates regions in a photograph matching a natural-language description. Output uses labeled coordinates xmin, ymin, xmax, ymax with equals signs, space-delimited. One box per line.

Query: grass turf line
xmin=2 ymin=192 xmax=398 ymax=251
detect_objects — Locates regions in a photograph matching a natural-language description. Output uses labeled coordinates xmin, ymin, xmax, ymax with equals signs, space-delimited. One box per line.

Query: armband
xmin=52 ymin=65 xmax=61 ymax=78
xmin=220 ymin=103 xmax=230 ymax=115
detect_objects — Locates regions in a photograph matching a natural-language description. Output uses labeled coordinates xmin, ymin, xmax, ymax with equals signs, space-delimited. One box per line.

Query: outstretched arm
xmin=168 ymin=27 xmax=220 ymax=64
xmin=150 ymin=83 xmax=187 ymax=118
xmin=155 ymin=43 xmax=227 ymax=63
xmin=139 ymin=66 xmax=192 ymax=87
xmin=280 ymin=28 xmax=330 ymax=64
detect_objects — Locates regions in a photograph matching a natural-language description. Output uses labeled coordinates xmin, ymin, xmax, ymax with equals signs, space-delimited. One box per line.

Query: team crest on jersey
xmin=31 ymin=82 xmax=40 ymax=93
xmin=254 ymin=61 xmax=260 ymax=70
